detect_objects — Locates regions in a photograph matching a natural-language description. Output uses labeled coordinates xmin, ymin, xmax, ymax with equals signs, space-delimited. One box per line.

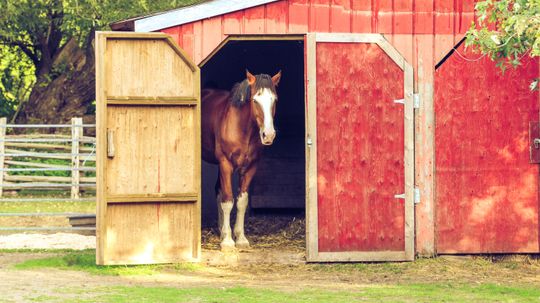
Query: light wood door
xmin=96 ymin=32 xmax=201 ymax=265
xmin=305 ymin=33 xmax=414 ymax=262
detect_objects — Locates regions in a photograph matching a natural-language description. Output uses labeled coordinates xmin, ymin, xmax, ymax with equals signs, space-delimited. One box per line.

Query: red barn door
xmin=435 ymin=44 xmax=540 ymax=253
xmin=306 ymin=33 xmax=414 ymax=262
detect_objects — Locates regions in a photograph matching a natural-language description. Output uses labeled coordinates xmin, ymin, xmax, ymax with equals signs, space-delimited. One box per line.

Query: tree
xmin=465 ymin=0 xmax=539 ymax=90
xmin=0 ymin=46 xmax=34 ymax=119
xmin=0 ymin=0 xmax=201 ymax=124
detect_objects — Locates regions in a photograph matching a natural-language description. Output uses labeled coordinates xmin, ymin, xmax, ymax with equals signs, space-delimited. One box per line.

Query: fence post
xmin=0 ymin=117 xmax=5 ymax=197
xmin=71 ymin=117 xmax=82 ymax=199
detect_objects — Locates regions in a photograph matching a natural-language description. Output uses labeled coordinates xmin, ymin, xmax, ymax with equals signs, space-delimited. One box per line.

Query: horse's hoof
xmin=220 ymin=238 xmax=236 ymax=252
xmin=235 ymin=241 xmax=250 ymax=249
xmin=235 ymin=237 xmax=250 ymax=249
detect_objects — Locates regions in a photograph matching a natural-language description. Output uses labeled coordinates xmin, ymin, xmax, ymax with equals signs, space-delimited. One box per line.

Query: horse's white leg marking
xmin=216 ymin=190 xmax=224 ymax=240
xmin=234 ymin=192 xmax=250 ymax=248
xmin=219 ymin=200 xmax=235 ymax=250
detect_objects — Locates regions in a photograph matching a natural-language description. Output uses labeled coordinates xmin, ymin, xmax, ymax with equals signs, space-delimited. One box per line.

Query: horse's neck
xmin=223 ymin=102 xmax=258 ymax=139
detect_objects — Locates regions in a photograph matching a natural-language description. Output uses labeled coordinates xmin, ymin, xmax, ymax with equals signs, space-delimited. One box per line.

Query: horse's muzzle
xmin=260 ymin=129 xmax=276 ymax=145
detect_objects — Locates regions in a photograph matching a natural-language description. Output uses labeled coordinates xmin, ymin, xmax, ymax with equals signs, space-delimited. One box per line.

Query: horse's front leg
xmin=218 ymin=160 xmax=235 ymax=251
xmin=235 ymin=164 xmax=257 ymax=249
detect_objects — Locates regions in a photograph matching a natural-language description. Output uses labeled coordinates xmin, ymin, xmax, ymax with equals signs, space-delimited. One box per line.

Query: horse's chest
xmin=229 ymin=145 xmax=259 ymax=168
xmin=217 ymin=138 xmax=259 ymax=168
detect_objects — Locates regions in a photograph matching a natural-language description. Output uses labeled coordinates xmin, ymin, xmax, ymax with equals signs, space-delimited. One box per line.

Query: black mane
xmin=230 ymin=74 xmax=276 ymax=107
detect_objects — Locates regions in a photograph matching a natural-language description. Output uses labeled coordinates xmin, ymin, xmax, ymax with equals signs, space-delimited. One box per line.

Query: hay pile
xmin=202 ymin=214 xmax=305 ymax=252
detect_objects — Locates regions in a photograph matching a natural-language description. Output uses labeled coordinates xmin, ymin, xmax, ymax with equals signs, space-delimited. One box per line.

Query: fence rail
xmin=0 ymin=117 xmax=97 ymax=233
xmin=0 ymin=117 xmax=96 ymax=198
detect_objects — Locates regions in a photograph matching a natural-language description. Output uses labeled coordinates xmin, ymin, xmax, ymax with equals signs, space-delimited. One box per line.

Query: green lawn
xmin=23 ymin=283 xmax=540 ymax=303
xmin=0 ymin=200 xmax=95 ymax=214
xmin=0 ymin=201 xmax=96 ymax=214
xmin=13 ymin=250 xmax=200 ymax=276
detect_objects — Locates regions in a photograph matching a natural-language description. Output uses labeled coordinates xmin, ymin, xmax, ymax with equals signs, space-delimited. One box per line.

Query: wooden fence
xmin=0 ymin=117 xmax=96 ymax=198
xmin=0 ymin=118 xmax=96 ymax=232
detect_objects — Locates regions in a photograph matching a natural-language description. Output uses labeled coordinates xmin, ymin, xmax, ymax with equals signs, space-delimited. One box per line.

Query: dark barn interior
xmin=200 ymin=39 xmax=306 ymax=227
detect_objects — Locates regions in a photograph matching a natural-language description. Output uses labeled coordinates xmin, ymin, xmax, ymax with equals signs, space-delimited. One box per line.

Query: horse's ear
xmin=246 ymin=70 xmax=256 ymax=85
xmin=272 ymin=70 xmax=282 ymax=86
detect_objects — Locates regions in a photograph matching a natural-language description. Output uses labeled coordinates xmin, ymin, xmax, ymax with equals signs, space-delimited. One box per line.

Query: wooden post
xmin=414 ymin=35 xmax=436 ymax=256
xmin=71 ymin=117 xmax=82 ymax=199
xmin=0 ymin=117 xmax=6 ymax=197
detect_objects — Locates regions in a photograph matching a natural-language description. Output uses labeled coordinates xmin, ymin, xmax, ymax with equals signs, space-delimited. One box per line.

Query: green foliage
xmin=466 ymin=0 xmax=540 ymax=88
xmin=0 ymin=0 xmax=202 ymax=120
xmin=0 ymin=46 xmax=35 ymax=118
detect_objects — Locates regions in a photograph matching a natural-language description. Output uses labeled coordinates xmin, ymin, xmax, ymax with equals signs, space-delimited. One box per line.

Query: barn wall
xmin=161 ymin=0 xmax=475 ymax=65
xmin=159 ymin=0 xmax=478 ymax=255
xmin=434 ymin=45 xmax=540 ymax=253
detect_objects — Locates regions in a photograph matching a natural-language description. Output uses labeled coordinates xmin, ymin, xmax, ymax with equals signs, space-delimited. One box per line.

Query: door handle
xmin=107 ymin=129 xmax=115 ymax=158
xmin=534 ymin=138 xmax=540 ymax=149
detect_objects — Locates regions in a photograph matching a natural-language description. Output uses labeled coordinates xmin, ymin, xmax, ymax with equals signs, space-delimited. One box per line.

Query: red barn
xmin=106 ymin=0 xmax=540 ymax=262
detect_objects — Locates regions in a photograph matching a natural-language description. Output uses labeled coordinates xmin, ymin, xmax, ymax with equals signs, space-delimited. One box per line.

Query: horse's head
xmin=246 ymin=70 xmax=281 ymax=145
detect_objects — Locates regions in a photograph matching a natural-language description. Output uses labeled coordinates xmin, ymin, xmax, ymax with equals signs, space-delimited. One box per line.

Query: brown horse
xmin=201 ymin=70 xmax=281 ymax=250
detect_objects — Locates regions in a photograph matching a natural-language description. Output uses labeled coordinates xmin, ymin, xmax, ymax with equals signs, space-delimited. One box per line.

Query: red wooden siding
xmin=435 ymin=45 xmax=540 ymax=253
xmin=316 ymin=42 xmax=405 ymax=252
xmin=155 ymin=0 xmax=498 ymax=255
xmin=160 ymin=0 xmax=474 ymax=65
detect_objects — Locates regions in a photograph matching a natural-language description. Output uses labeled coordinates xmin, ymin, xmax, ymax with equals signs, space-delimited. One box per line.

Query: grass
xmin=20 ymin=284 xmax=540 ymax=303
xmin=8 ymin=251 xmax=540 ymax=302
xmin=13 ymin=251 xmax=168 ymax=276
xmin=9 ymin=156 xmax=95 ymax=178
xmin=0 ymin=200 xmax=95 ymax=213
xmin=0 ymin=248 xmax=85 ymax=253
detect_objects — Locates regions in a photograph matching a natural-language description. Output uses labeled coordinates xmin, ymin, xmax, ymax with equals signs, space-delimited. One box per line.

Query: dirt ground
xmin=1 ymin=249 xmax=540 ymax=302
xmin=1 ymin=214 xmax=540 ymax=302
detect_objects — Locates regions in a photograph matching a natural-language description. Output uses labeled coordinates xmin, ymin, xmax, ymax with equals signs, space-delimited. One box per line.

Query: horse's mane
xmin=230 ymin=74 xmax=275 ymax=107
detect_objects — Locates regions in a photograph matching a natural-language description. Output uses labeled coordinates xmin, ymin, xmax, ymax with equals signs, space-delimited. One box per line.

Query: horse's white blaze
xmin=254 ymin=88 xmax=276 ymax=139
xmin=234 ymin=192 xmax=249 ymax=247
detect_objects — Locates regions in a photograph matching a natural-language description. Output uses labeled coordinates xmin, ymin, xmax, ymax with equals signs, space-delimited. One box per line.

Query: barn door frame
xmin=96 ymin=32 xmax=201 ymax=265
xmin=305 ymin=33 xmax=415 ymax=262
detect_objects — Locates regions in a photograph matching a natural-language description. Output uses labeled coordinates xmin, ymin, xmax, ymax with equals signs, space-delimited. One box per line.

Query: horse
xmin=201 ymin=70 xmax=281 ymax=250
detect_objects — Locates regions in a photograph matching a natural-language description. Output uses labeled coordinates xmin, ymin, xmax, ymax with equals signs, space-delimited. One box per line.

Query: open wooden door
xmin=305 ymin=33 xmax=414 ymax=262
xmin=95 ymin=32 xmax=201 ymax=265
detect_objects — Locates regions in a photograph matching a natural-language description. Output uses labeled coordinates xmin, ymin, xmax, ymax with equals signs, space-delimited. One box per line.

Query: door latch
xmin=107 ymin=129 xmax=115 ymax=158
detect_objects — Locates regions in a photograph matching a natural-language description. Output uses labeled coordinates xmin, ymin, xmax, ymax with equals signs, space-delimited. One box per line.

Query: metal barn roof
xmin=111 ymin=0 xmax=280 ymax=32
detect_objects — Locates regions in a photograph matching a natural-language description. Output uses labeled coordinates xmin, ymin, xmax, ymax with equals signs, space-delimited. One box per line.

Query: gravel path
xmin=0 ymin=233 xmax=95 ymax=250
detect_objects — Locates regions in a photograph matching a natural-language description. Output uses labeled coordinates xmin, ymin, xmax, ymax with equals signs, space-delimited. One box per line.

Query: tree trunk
xmin=16 ymin=35 xmax=95 ymax=125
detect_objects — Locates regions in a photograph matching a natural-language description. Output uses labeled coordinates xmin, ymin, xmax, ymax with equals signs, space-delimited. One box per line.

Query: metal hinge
xmin=394 ymin=93 xmax=420 ymax=109
xmin=413 ymin=93 xmax=420 ymax=109
xmin=394 ymin=187 xmax=421 ymax=204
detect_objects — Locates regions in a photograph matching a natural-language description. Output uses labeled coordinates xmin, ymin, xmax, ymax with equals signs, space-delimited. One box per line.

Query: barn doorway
xmin=199 ymin=37 xmax=306 ymax=251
